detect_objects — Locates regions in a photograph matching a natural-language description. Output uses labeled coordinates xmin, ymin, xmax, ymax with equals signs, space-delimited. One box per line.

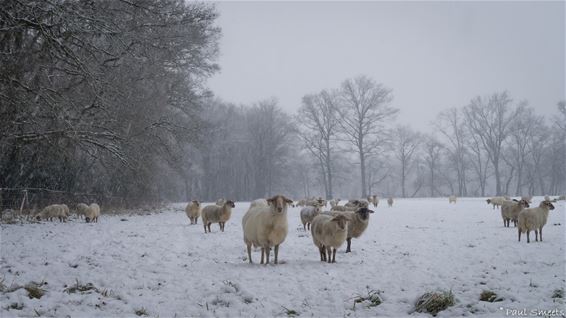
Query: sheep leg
xmin=274 ymin=244 xmax=279 ymax=264
xmin=534 ymin=230 xmax=538 ymax=242
xmin=203 ymin=223 xmax=207 ymax=233
xmin=265 ymin=247 xmax=271 ymax=264
xmin=346 ymin=238 xmax=352 ymax=253
xmin=326 ymin=247 xmax=332 ymax=263
xmin=303 ymin=224 xmax=306 ymax=231
xmin=539 ymin=227 xmax=543 ymax=242
xmin=518 ymin=228 xmax=521 ymax=242
xmin=195 ymin=217 xmax=198 ymax=225
xmin=219 ymin=222 xmax=224 ymax=232
xmin=526 ymin=231 xmax=530 ymax=243
xmin=318 ymin=246 xmax=325 ymax=261
xmin=260 ymin=248 xmax=265 ymax=264
xmin=332 ymin=248 xmax=337 ymax=263
xmin=247 ymin=243 xmax=253 ymax=264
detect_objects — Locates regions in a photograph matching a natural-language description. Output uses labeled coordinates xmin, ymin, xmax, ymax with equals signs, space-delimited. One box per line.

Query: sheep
xmin=216 ymin=198 xmax=226 ymax=206
xmin=76 ymin=203 xmax=89 ymax=219
xmin=250 ymin=198 xmax=269 ymax=209
xmin=310 ymin=213 xmax=351 ymax=263
xmin=329 ymin=198 xmax=340 ymax=208
xmin=306 ymin=198 xmax=324 ymax=207
xmin=372 ymin=195 xmax=379 ymax=207
xmin=201 ymin=200 xmax=235 ymax=233
xmin=185 ymin=200 xmax=200 ymax=225
xmin=300 ymin=204 xmax=322 ymax=231
xmin=329 ymin=207 xmax=374 ymax=252
xmin=520 ymin=195 xmax=533 ymax=203
xmin=242 ymin=195 xmax=293 ymax=264
xmin=448 ymin=195 xmax=457 ymax=204
xmin=344 ymin=200 xmax=361 ymax=208
xmin=297 ymin=199 xmax=307 ymax=207
xmin=387 ymin=197 xmax=394 ymax=207
xmin=500 ymin=199 xmax=529 ymax=227
xmin=517 ymin=200 xmax=555 ymax=243
xmin=486 ymin=197 xmax=505 ymax=209
xmin=85 ymin=203 xmax=100 ymax=223
xmin=35 ymin=204 xmax=66 ymax=222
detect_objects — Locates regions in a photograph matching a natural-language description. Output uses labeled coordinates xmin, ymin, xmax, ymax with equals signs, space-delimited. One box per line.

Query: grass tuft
xmin=135 ymin=307 xmax=148 ymax=316
xmin=281 ymin=306 xmax=299 ymax=317
xmin=24 ymin=283 xmax=45 ymax=299
xmin=353 ymin=289 xmax=383 ymax=309
xmin=479 ymin=290 xmax=503 ymax=302
xmin=413 ymin=290 xmax=455 ymax=316
xmin=552 ymin=289 xmax=564 ymax=299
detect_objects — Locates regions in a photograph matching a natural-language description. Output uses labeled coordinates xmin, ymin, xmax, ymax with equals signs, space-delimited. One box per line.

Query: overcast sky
xmin=208 ymin=1 xmax=565 ymax=131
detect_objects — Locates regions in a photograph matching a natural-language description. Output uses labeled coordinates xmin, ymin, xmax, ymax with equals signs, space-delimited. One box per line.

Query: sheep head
xmin=518 ymin=199 xmax=530 ymax=208
xmin=225 ymin=200 xmax=235 ymax=208
xmin=540 ymin=201 xmax=555 ymax=210
xmin=486 ymin=199 xmax=492 ymax=204
xmin=355 ymin=207 xmax=374 ymax=220
xmin=267 ymin=195 xmax=293 ymax=213
xmin=331 ymin=214 xmax=351 ymax=230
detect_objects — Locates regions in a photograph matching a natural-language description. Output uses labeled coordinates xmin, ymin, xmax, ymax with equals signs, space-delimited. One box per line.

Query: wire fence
xmin=0 ymin=187 xmax=128 ymax=221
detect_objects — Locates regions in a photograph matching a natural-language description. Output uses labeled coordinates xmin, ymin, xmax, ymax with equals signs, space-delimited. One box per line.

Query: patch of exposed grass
xmin=353 ymin=289 xmax=383 ymax=309
xmin=552 ymin=289 xmax=564 ymax=299
xmin=135 ymin=307 xmax=148 ymax=316
xmin=281 ymin=306 xmax=299 ymax=317
xmin=413 ymin=290 xmax=455 ymax=316
xmin=24 ymin=283 xmax=45 ymax=299
xmin=479 ymin=290 xmax=503 ymax=302
xmin=64 ymin=279 xmax=97 ymax=294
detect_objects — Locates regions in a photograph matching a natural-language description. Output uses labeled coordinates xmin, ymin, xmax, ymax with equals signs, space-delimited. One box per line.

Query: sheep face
xmin=486 ymin=199 xmax=491 ymax=204
xmin=226 ymin=200 xmax=236 ymax=208
xmin=331 ymin=214 xmax=350 ymax=230
xmin=267 ymin=195 xmax=293 ymax=213
xmin=518 ymin=199 xmax=530 ymax=208
xmin=85 ymin=217 xmax=91 ymax=223
xmin=192 ymin=200 xmax=200 ymax=206
xmin=355 ymin=207 xmax=374 ymax=221
xmin=540 ymin=201 xmax=555 ymax=210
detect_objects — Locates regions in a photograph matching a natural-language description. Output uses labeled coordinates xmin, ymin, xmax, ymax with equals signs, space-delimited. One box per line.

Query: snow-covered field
xmin=1 ymin=197 xmax=564 ymax=317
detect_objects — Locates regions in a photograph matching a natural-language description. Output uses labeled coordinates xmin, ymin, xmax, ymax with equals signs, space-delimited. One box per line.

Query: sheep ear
xmin=369 ymin=210 xmax=375 ymax=213
xmin=284 ymin=197 xmax=293 ymax=204
xmin=512 ymin=199 xmax=518 ymax=202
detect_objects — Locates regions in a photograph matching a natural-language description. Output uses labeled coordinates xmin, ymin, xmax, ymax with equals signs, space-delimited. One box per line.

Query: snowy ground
xmin=1 ymin=197 xmax=564 ymax=317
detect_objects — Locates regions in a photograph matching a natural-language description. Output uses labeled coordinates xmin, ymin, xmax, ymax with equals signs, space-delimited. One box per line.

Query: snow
xmin=1 ymin=197 xmax=564 ymax=317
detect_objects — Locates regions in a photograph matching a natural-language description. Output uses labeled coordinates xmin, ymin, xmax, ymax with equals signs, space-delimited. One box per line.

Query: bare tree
xmin=463 ymin=92 xmax=523 ymax=196
xmin=436 ymin=108 xmax=468 ymax=196
xmin=336 ymin=75 xmax=398 ymax=197
xmin=423 ymin=135 xmax=443 ymax=197
xmin=296 ymin=90 xmax=339 ymax=199
xmin=392 ymin=126 xmax=421 ymax=197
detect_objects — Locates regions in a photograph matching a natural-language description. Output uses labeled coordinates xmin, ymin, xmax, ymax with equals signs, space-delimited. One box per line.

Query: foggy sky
xmin=208 ymin=1 xmax=565 ymax=131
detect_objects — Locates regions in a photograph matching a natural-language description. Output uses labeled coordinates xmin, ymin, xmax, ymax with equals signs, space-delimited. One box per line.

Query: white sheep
xmin=185 ymin=200 xmax=201 ymax=225
xmin=201 ymin=200 xmax=235 ymax=233
xmin=310 ymin=213 xmax=351 ymax=263
xmin=520 ymin=195 xmax=533 ymax=203
xmin=300 ymin=204 xmax=322 ymax=231
xmin=76 ymin=203 xmax=89 ymax=219
xmin=329 ymin=207 xmax=374 ymax=253
xmin=85 ymin=203 xmax=100 ymax=223
xmin=517 ymin=200 xmax=555 ymax=243
xmin=329 ymin=198 xmax=340 ymax=208
xmin=250 ymin=198 xmax=268 ymax=209
xmin=35 ymin=204 xmax=65 ymax=222
xmin=242 ymin=195 xmax=293 ymax=264
xmin=500 ymin=199 xmax=529 ymax=227
xmin=372 ymin=195 xmax=379 ymax=207
xmin=448 ymin=195 xmax=457 ymax=204
xmin=486 ymin=197 xmax=505 ymax=209
xmin=387 ymin=197 xmax=394 ymax=207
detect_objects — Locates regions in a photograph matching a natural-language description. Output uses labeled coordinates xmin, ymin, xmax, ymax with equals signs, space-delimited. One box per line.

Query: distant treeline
xmin=1 ymin=1 xmax=564 ymax=206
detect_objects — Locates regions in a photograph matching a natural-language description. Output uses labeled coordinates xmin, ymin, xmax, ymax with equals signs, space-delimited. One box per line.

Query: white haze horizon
xmin=208 ymin=1 xmax=565 ymax=131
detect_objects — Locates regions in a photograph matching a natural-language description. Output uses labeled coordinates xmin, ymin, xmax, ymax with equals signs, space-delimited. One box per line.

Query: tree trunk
xmin=359 ymin=148 xmax=367 ymax=198
xmin=325 ymin=141 xmax=333 ymax=199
